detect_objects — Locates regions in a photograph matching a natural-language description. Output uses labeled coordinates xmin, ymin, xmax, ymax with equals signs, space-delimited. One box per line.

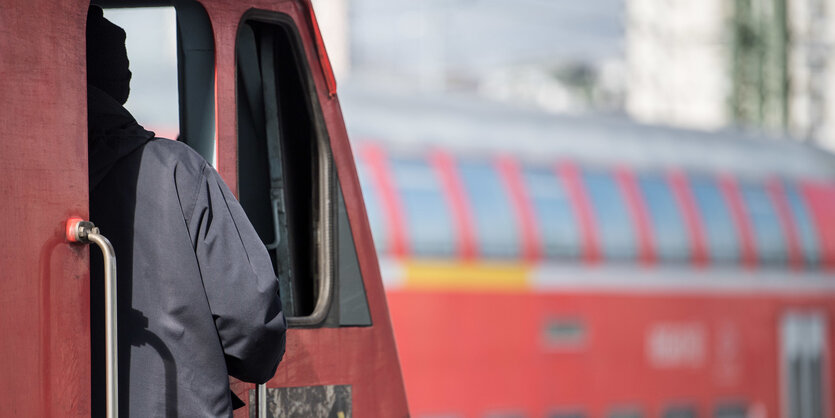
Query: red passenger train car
xmin=342 ymin=89 xmax=835 ymax=418
xmin=0 ymin=1 xmax=407 ymax=416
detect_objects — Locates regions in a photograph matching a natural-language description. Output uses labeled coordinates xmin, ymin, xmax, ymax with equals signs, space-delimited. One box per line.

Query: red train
xmin=1 ymin=1 xmax=407 ymax=416
xmin=342 ymin=89 xmax=835 ymax=418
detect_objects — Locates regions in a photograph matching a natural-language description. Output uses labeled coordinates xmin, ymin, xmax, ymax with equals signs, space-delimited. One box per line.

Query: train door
xmin=97 ymin=0 xmax=409 ymax=415
xmin=780 ymin=312 xmax=830 ymax=418
xmin=0 ymin=2 xmax=91 ymax=416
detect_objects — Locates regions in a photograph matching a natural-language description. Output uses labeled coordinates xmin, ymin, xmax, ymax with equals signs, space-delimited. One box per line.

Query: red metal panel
xmin=557 ymin=162 xmax=601 ymax=264
xmin=615 ymin=167 xmax=656 ymax=266
xmin=668 ymin=170 xmax=709 ymax=267
xmin=765 ymin=178 xmax=803 ymax=270
xmin=496 ymin=155 xmax=542 ymax=262
xmin=0 ymin=0 xmax=91 ymax=416
xmin=719 ymin=175 xmax=757 ymax=269
xmin=431 ymin=150 xmax=478 ymax=260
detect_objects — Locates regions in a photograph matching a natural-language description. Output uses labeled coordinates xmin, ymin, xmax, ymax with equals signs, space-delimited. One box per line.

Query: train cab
xmin=0 ymin=0 xmax=408 ymax=416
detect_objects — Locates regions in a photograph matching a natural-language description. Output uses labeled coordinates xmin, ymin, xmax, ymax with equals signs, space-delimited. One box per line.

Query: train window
xmin=740 ymin=182 xmax=787 ymax=266
xmin=390 ymin=156 xmax=456 ymax=257
xmin=781 ymin=312 xmax=827 ymax=418
xmin=783 ymin=181 xmax=821 ymax=268
xmin=458 ymin=160 xmax=521 ymax=259
xmin=356 ymin=160 xmax=388 ymax=254
xmin=237 ymin=14 xmax=369 ymax=327
xmin=662 ymin=405 xmax=697 ymax=418
xmin=547 ymin=410 xmax=585 ymax=418
xmin=523 ymin=166 xmax=581 ymax=259
xmin=713 ymin=402 xmax=746 ymax=418
xmin=689 ymin=175 xmax=740 ymax=264
xmin=102 ymin=2 xmax=215 ymax=161
xmin=637 ymin=173 xmax=690 ymax=262
xmin=582 ymin=168 xmax=636 ymax=261
xmin=608 ymin=407 xmax=643 ymax=418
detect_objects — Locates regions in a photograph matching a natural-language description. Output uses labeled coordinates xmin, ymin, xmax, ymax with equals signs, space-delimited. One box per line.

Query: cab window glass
xmin=458 ymin=160 xmax=520 ymax=259
xmin=740 ymin=182 xmax=787 ymax=266
xmin=689 ymin=175 xmax=740 ymax=264
xmin=582 ymin=168 xmax=636 ymax=261
xmin=638 ymin=173 xmax=690 ymax=262
xmin=522 ymin=165 xmax=581 ymax=259
xmin=391 ymin=156 xmax=455 ymax=257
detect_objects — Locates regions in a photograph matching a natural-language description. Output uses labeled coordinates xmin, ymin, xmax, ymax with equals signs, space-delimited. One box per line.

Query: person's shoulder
xmin=141 ymin=137 xmax=210 ymax=176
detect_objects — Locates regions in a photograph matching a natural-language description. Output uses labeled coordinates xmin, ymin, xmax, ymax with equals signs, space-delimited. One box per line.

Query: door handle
xmin=67 ymin=217 xmax=118 ymax=418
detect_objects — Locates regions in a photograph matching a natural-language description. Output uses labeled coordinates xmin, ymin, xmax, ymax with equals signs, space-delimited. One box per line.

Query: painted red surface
xmin=0 ymin=1 xmax=91 ymax=416
xmin=431 ymin=150 xmax=478 ymax=260
xmin=387 ymin=289 xmax=834 ymax=418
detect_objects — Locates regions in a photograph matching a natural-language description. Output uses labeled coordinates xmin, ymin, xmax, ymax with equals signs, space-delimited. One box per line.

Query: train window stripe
xmin=457 ymin=159 xmax=520 ymax=258
xmin=719 ymin=174 xmax=758 ymax=268
xmin=359 ymin=143 xmax=409 ymax=257
xmin=524 ymin=165 xmax=582 ymax=260
xmin=430 ymin=150 xmax=478 ymax=260
xmin=800 ymin=181 xmax=835 ymax=270
xmin=783 ymin=180 xmax=821 ymax=268
xmin=766 ymin=178 xmax=804 ymax=270
xmin=496 ymin=155 xmax=542 ymax=262
xmin=668 ymin=170 xmax=709 ymax=267
xmin=638 ymin=172 xmax=691 ymax=263
xmin=616 ymin=167 xmax=656 ymax=265
xmin=582 ymin=167 xmax=637 ymax=261
xmin=390 ymin=155 xmax=456 ymax=257
xmin=557 ymin=162 xmax=601 ymax=264
xmin=739 ymin=181 xmax=787 ymax=266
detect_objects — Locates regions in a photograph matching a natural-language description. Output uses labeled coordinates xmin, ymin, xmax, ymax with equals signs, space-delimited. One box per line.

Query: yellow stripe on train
xmin=403 ymin=261 xmax=531 ymax=291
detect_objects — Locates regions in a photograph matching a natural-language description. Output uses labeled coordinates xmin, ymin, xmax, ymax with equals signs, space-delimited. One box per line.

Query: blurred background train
xmin=341 ymin=86 xmax=835 ymax=418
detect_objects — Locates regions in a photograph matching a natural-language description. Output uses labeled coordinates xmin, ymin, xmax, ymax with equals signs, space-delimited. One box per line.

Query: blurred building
xmin=627 ymin=0 xmax=835 ymax=150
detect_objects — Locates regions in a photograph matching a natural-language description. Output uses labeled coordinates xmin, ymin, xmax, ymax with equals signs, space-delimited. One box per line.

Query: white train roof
xmin=339 ymin=86 xmax=835 ymax=181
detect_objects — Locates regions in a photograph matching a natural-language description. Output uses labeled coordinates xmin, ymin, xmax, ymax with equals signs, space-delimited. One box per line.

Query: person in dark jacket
xmin=86 ymin=6 xmax=286 ymax=416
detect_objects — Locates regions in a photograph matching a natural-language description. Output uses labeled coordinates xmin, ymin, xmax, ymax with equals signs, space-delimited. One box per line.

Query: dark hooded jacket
xmin=88 ymin=86 xmax=286 ymax=417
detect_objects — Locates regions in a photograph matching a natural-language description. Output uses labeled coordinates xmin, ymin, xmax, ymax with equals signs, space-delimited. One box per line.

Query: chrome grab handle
xmin=67 ymin=217 xmax=118 ymax=418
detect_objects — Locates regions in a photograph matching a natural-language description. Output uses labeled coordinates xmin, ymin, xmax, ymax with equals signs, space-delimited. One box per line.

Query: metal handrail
xmin=67 ymin=218 xmax=118 ymax=418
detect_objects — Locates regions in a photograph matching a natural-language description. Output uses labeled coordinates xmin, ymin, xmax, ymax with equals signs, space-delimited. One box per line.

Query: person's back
xmin=87 ymin=7 xmax=285 ymax=416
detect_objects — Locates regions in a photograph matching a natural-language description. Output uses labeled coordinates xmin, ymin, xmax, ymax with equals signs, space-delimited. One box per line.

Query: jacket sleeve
xmin=185 ymin=163 xmax=286 ymax=384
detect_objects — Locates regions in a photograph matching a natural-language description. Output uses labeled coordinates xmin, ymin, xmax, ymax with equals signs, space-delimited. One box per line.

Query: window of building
xmin=582 ymin=168 xmax=636 ymax=261
xmin=390 ymin=156 xmax=456 ymax=257
xmin=522 ymin=165 xmax=581 ymax=259
xmin=638 ymin=173 xmax=690 ymax=262
xmin=689 ymin=175 xmax=740 ymax=264
xmin=740 ymin=182 xmax=787 ymax=266
xmin=458 ymin=160 xmax=520 ymax=259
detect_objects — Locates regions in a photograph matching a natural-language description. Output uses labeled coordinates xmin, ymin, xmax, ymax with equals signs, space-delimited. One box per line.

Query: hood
xmin=88 ymin=86 xmax=155 ymax=189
